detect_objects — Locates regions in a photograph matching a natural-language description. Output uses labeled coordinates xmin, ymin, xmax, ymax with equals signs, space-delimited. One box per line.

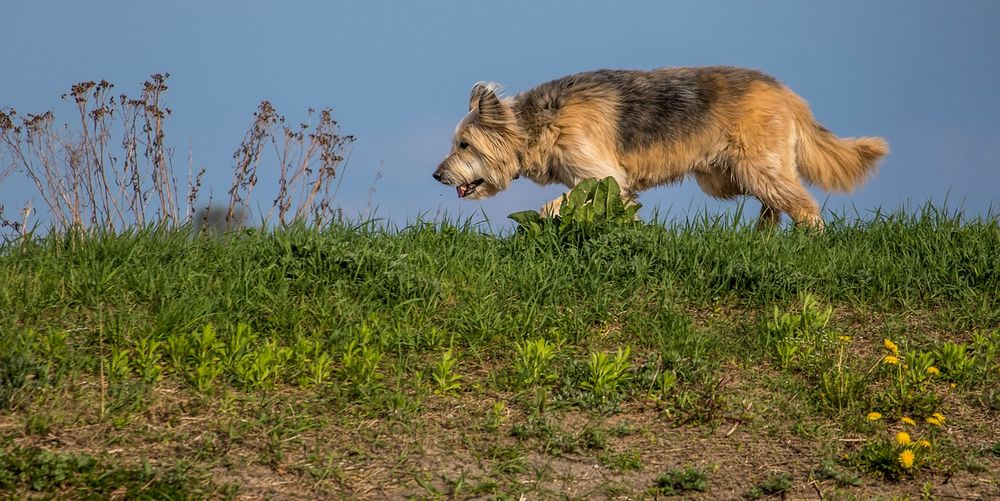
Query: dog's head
xmin=433 ymin=82 xmax=523 ymax=200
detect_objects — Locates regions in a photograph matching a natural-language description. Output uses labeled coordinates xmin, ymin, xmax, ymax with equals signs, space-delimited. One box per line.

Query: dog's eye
xmin=459 ymin=141 xmax=469 ymax=150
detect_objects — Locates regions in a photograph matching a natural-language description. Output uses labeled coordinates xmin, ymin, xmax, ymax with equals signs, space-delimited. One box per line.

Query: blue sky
xmin=2 ymin=1 xmax=999 ymax=228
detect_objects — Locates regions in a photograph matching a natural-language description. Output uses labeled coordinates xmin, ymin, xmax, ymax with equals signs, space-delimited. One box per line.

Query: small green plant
xmin=481 ymin=401 xmax=506 ymax=433
xmin=235 ymin=340 xmax=293 ymax=390
xmin=746 ymin=472 xmax=792 ymax=499
xmin=651 ymin=466 xmax=708 ymax=495
xmin=814 ymin=459 xmax=862 ymax=487
xmin=765 ymin=293 xmax=833 ymax=371
xmin=513 ymin=338 xmax=558 ymax=388
xmin=934 ymin=341 xmax=974 ymax=382
xmin=297 ymin=348 xmax=333 ymax=388
xmin=340 ymin=336 xmax=383 ymax=389
xmin=654 ymin=370 xmax=678 ymax=399
xmin=38 ymin=330 xmax=71 ymax=383
xmin=582 ymin=346 xmax=632 ymax=402
xmin=192 ymin=360 xmax=223 ymax=394
xmin=181 ymin=324 xmax=226 ymax=393
xmin=223 ymin=323 xmax=257 ymax=373
xmin=775 ymin=339 xmax=800 ymax=370
xmin=431 ymin=350 xmax=462 ymax=396
xmin=598 ymin=449 xmax=643 ymax=472
xmin=132 ymin=337 xmax=163 ymax=384
xmin=108 ymin=348 xmax=131 ymax=382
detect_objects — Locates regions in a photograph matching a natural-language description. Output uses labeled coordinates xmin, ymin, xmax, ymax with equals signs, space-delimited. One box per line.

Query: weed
xmin=817 ymin=336 xmax=867 ymax=413
xmin=513 ymin=338 xmax=558 ymax=388
xmin=481 ymin=401 xmax=507 ymax=433
xmin=853 ymin=431 xmax=932 ymax=480
xmin=132 ymin=337 xmax=163 ymax=384
xmin=340 ymin=330 xmax=384 ymax=390
xmin=765 ymin=293 xmax=833 ymax=372
xmin=108 ymin=347 xmax=131 ymax=382
xmin=582 ymin=346 xmax=632 ymax=403
xmin=599 ymin=449 xmax=643 ymax=472
xmin=651 ymin=466 xmax=709 ymax=495
xmin=874 ymin=339 xmax=941 ymax=417
xmin=935 ymin=341 xmax=975 ymax=383
xmin=746 ymin=472 xmax=792 ymax=499
xmin=813 ymin=459 xmax=861 ymax=487
xmin=432 ymin=349 xmax=462 ymax=396
xmin=508 ymin=176 xmax=640 ymax=240
xmin=235 ymin=339 xmax=293 ymax=390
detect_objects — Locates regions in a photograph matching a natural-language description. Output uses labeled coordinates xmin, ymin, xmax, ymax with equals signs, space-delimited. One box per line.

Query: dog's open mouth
xmin=456 ymin=179 xmax=484 ymax=198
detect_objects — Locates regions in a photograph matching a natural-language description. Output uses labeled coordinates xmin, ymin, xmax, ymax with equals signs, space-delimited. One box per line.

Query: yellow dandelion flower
xmin=896 ymin=431 xmax=912 ymax=445
xmin=898 ymin=449 xmax=915 ymax=469
xmin=866 ymin=412 xmax=883 ymax=421
xmin=883 ymin=338 xmax=899 ymax=355
xmin=916 ymin=439 xmax=932 ymax=449
xmin=931 ymin=412 xmax=945 ymax=424
xmin=925 ymin=416 xmax=942 ymax=426
xmin=901 ymin=417 xmax=916 ymax=426
xmin=838 ymin=335 xmax=852 ymax=343
xmin=927 ymin=366 xmax=940 ymax=376
xmin=883 ymin=355 xmax=900 ymax=365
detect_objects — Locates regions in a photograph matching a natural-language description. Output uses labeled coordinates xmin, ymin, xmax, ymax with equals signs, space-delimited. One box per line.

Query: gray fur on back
xmin=513 ymin=66 xmax=780 ymax=154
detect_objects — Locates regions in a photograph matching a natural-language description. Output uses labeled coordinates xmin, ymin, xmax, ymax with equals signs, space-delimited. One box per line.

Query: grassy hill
xmin=1 ymin=210 xmax=998 ymax=498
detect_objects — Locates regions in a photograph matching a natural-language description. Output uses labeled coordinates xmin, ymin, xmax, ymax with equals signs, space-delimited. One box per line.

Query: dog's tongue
xmin=456 ymin=185 xmax=467 ymax=198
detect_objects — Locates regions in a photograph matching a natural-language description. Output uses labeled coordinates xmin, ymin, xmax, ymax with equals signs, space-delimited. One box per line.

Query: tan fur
xmin=434 ymin=67 xmax=888 ymax=229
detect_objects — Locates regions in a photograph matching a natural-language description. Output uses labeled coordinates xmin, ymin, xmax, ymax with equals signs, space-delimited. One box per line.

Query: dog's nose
xmin=432 ymin=171 xmax=443 ymax=182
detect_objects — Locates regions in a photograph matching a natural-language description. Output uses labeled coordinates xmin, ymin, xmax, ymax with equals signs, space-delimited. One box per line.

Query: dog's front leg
xmin=540 ymin=195 xmax=565 ymax=217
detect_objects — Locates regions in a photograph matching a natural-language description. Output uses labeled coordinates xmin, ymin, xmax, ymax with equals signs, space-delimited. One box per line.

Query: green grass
xmin=1 ymin=208 xmax=998 ymax=498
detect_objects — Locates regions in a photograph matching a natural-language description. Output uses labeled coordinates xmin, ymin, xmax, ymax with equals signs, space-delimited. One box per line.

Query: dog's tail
xmin=789 ymin=93 xmax=888 ymax=192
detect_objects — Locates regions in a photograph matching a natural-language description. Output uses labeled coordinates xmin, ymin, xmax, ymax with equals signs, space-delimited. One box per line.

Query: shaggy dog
xmin=432 ymin=66 xmax=887 ymax=228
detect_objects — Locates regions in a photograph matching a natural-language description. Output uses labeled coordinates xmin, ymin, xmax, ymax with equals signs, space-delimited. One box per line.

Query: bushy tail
xmin=789 ymin=95 xmax=888 ymax=192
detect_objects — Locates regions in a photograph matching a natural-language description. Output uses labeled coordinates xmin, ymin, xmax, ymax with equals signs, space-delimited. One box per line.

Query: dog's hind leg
xmin=726 ymin=118 xmax=824 ymax=229
xmin=725 ymin=146 xmax=823 ymax=230
xmin=741 ymin=165 xmax=822 ymax=229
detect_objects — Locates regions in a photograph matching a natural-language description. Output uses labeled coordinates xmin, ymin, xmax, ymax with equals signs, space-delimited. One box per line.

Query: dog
xmin=432 ymin=66 xmax=888 ymax=228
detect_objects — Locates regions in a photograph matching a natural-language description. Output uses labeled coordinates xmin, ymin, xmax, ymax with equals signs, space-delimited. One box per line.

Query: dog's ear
xmin=469 ymin=82 xmax=508 ymax=128
xmin=468 ymin=82 xmax=486 ymax=111
xmin=468 ymin=81 xmax=499 ymax=111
